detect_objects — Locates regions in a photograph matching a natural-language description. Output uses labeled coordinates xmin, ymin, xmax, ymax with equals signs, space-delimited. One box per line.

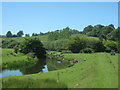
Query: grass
xmin=2 ymin=35 xmax=49 ymax=43
xmin=2 ymin=49 xmax=27 ymax=63
xmin=2 ymin=49 xmax=37 ymax=69
xmin=2 ymin=77 xmax=67 ymax=88
xmin=2 ymin=52 xmax=118 ymax=88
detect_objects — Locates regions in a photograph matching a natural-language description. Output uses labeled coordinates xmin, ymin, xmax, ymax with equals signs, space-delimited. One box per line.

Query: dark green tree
xmin=94 ymin=24 xmax=104 ymax=29
xmin=19 ymin=37 xmax=46 ymax=59
xmin=6 ymin=31 xmax=12 ymax=37
xmin=68 ymin=36 xmax=87 ymax=53
xmin=32 ymin=33 xmax=38 ymax=36
xmin=83 ymin=25 xmax=93 ymax=34
xmin=109 ymin=24 xmax=115 ymax=29
xmin=12 ymin=34 xmax=17 ymax=37
xmin=17 ymin=30 xmax=24 ymax=37
xmin=104 ymin=40 xmax=118 ymax=52
xmin=40 ymin=32 xmax=44 ymax=35
xmin=25 ymin=34 xmax=30 ymax=37
xmin=92 ymin=40 xmax=105 ymax=52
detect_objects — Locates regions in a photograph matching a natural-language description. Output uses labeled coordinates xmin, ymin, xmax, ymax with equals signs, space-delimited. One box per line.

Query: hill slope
xmin=3 ymin=53 xmax=118 ymax=88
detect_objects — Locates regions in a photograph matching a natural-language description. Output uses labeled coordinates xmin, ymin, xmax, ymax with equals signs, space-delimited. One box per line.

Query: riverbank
xmin=2 ymin=49 xmax=38 ymax=69
xmin=2 ymin=52 xmax=118 ymax=88
xmin=1 ymin=49 xmax=71 ymax=77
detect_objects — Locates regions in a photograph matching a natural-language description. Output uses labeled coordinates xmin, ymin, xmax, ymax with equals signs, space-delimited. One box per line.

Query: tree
xmin=19 ymin=37 xmax=46 ymax=59
xmin=32 ymin=33 xmax=38 ymax=36
xmin=68 ymin=36 xmax=87 ymax=53
xmin=92 ymin=40 xmax=105 ymax=52
xmin=40 ymin=32 xmax=44 ymax=35
xmin=101 ymin=26 xmax=114 ymax=36
xmin=25 ymin=34 xmax=30 ymax=37
xmin=103 ymin=40 xmax=118 ymax=52
xmin=109 ymin=24 xmax=115 ymax=30
xmin=6 ymin=31 xmax=12 ymax=37
xmin=17 ymin=30 xmax=24 ymax=37
xmin=83 ymin=25 xmax=93 ymax=34
xmin=94 ymin=24 xmax=104 ymax=29
xmin=12 ymin=34 xmax=17 ymax=37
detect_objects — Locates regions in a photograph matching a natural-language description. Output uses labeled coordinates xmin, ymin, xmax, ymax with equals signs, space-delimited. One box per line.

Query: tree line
xmin=4 ymin=30 xmax=24 ymax=37
xmin=43 ymin=35 xmax=118 ymax=53
xmin=1 ymin=24 xmax=119 ymax=42
xmin=83 ymin=24 xmax=120 ymax=41
xmin=47 ymin=24 xmax=119 ymax=42
xmin=1 ymin=24 xmax=120 ymax=53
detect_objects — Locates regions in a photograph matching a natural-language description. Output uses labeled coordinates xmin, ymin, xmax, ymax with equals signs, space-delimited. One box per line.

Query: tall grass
xmin=3 ymin=77 xmax=67 ymax=88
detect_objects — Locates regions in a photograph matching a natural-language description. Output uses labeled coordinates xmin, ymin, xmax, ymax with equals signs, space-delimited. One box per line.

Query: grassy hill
xmin=2 ymin=35 xmax=49 ymax=43
xmin=2 ymin=52 xmax=118 ymax=88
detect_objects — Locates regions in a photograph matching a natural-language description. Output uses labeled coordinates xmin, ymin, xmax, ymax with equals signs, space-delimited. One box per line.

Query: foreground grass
xmin=2 ymin=52 xmax=118 ymax=88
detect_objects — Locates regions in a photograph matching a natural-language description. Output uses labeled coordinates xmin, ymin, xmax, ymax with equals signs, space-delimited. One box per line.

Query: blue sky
xmin=2 ymin=2 xmax=118 ymax=35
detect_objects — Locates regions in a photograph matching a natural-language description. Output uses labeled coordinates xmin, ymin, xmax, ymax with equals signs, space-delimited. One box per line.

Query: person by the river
xmin=71 ymin=58 xmax=78 ymax=64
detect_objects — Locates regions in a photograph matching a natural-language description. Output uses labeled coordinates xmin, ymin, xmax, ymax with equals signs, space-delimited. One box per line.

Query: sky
xmin=2 ymin=2 xmax=118 ymax=35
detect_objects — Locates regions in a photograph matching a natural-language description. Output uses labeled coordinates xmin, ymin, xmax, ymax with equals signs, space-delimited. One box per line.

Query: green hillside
xmin=2 ymin=52 xmax=118 ymax=88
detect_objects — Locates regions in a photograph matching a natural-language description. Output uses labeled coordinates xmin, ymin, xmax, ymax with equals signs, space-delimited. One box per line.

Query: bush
xmin=103 ymin=40 xmax=118 ymax=52
xmin=82 ymin=48 xmax=94 ymax=53
xmin=2 ymin=39 xmax=19 ymax=48
xmin=14 ymin=45 xmax=19 ymax=53
xmin=68 ymin=36 xmax=87 ymax=53
xmin=27 ymin=52 xmax=36 ymax=60
xmin=92 ymin=40 xmax=105 ymax=52
xmin=19 ymin=37 xmax=46 ymax=59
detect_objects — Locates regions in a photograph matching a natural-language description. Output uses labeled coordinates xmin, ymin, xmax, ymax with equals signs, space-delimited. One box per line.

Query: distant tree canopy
xmin=83 ymin=25 xmax=94 ymax=34
xmin=17 ymin=30 xmax=24 ymax=37
xmin=48 ymin=27 xmax=80 ymax=41
xmin=83 ymin=24 xmax=118 ymax=41
xmin=25 ymin=34 xmax=30 ymax=37
xmin=32 ymin=33 xmax=38 ymax=36
xmin=2 ymin=24 xmax=119 ymax=53
xmin=5 ymin=30 xmax=24 ymax=38
xmin=4 ymin=24 xmax=118 ymax=42
xmin=6 ymin=31 xmax=12 ymax=37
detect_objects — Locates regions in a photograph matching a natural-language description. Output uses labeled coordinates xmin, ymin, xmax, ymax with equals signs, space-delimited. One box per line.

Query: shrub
xmin=19 ymin=37 xmax=46 ymax=59
xmin=103 ymin=40 xmax=118 ymax=52
xmin=92 ymin=40 xmax=105 ymax=52
xmin=82 ymin=48 xmax=94 ymax=53
xmin=68 ymin=36 xmax=87 ymax=53
xmin=27 ymin=52 xmax=36 ymax=60
xmin=2 ymin=39 xmax=19 ymax=48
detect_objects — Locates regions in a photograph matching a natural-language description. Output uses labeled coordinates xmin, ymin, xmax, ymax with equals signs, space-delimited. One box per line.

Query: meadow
xmin=2 ymin=49 xmax=118 ymax=88
xmin=2 ymin=49 xmax=37 ymax=69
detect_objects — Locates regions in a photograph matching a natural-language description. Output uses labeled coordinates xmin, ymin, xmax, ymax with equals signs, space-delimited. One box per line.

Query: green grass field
xmin=2 ymin=49 xmax=37 ymax=69
xmin=2 ymin=35 xmax=49 ymax=43
xmin=2 ymin=51 xmax=118 ymax=88
xmin=2 ymin=49 xmax=27 ymax=62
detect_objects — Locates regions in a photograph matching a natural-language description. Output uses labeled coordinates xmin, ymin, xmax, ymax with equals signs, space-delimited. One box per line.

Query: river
xmin=1 ymin=58 xmax=69 ymax=77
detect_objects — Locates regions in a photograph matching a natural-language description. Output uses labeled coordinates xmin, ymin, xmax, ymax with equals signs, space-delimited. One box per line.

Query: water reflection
xmin=42 ymin=65 xmax=48 ymax=72
xmin=20 ymin=59 xmax=46 ymax=74
xmin=1 ymin=70 xmax=23 ymax=77
xmin=1 ymin=58 xmax=70 ymax=77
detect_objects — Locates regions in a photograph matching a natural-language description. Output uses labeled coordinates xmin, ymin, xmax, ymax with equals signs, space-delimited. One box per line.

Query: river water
xmin=1 ymin=58 xmax=69 ymax=77
xmin=0 ymin=65 xmax=48 ymax=77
